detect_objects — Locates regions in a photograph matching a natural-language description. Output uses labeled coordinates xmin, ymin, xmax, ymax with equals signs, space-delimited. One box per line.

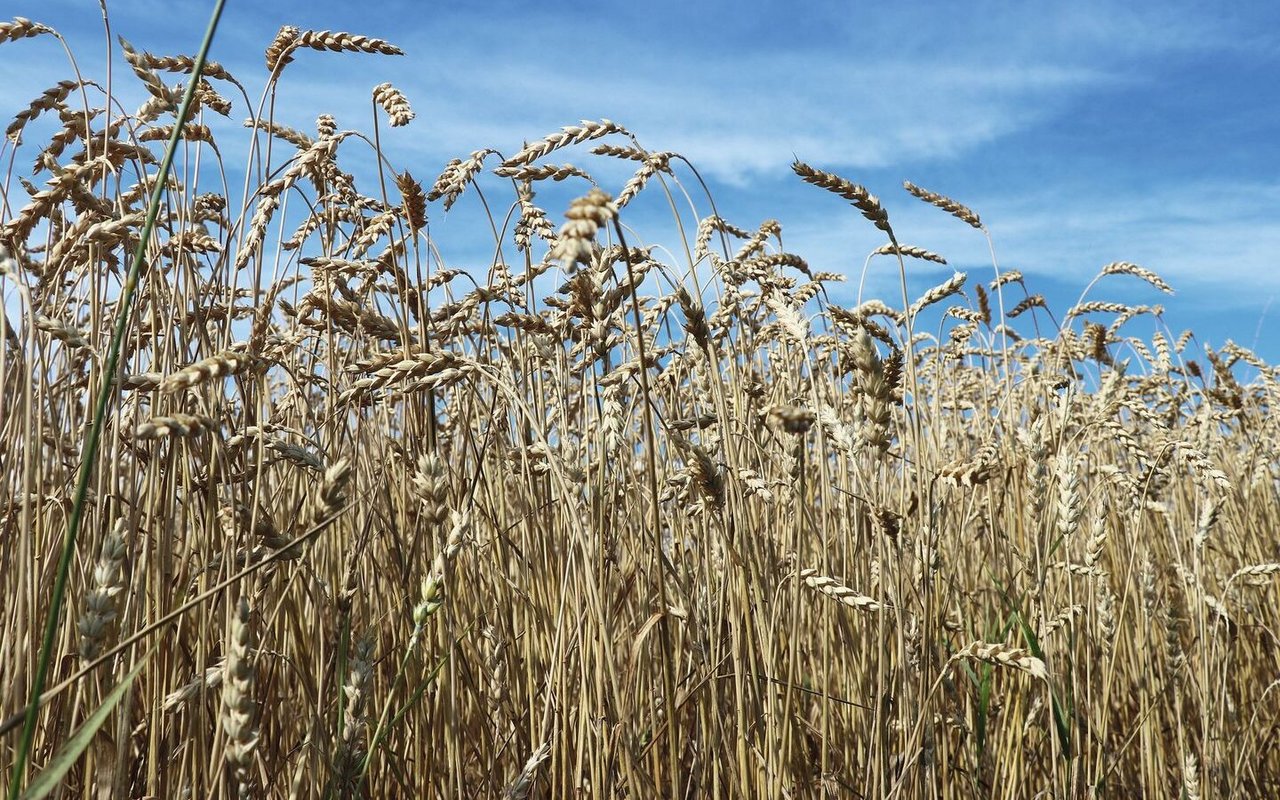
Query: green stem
xmin=5 ymin=4 xmax=226 ymax=797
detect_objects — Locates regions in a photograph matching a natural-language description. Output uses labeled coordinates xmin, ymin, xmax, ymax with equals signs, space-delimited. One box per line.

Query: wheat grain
xmin=333 ymin=635 xmax=374 ymax=795
xmin=77 ymin=519 xmax=128 ymax=661
xmin=246 ymin=117 xmax=313 ymax=149
xmin=222 ymin=597 xmax=258 ymax=799
xmin=1007 ymin=294 xmax=1045 ymax=318
xmin=549 ymin=188 xmax=617 ymax=266
xmin=0 ymin=16 xmax=53 ymax=45
xmin=503 ymin=740 xmax=552 ymax=800
xmin=908 ymin=271 xmax=966 ymax=317
xmin=1100 ymin=261 xmax=1174 ymax=294
xmin=497 ymin=119 xmax=630 ymax=171
xmin=134 ymin=413 xmax=216 ymax=439
xmin=949 ymin=641 xmax=1048 ymax=681
xmin=373 ymin=81 xmax=414 ymax=127
xmin=6 ymin=79 xmax=79 ymax=142
xmin=873 ymin=243 xmax=947 ymax=264
xmin=160 ymin=350 xmax=261 ymax=392
xmin=617 ymin=152 xmax=674 ymax=207
xmin=792 ymin=161 xmax=891 ymax=233
xmin=902 ymin=181 xmax=982 ymax=229
xmin=264 ymin=24 xmax=299 ymax=71
xmin=296 ymin=29 xmax=404 ymax=57
xmin=118 ymin=37 xmax=180 ymax=110
xmin=799 ymin=569 xmax=883 ymax=612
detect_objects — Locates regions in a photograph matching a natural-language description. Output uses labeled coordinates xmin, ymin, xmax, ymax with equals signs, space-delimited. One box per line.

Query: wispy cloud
xmin=782 ymin=177 xmax=1280 ymax=309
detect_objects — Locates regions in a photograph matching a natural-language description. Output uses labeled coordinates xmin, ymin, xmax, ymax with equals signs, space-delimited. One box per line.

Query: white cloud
xmin=778 ymin=178 xmax=1280 ymax=312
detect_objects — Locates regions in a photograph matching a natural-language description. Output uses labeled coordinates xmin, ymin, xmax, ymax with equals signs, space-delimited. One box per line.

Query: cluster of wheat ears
xmin=1 ymin=11 xmax=1278 ymax=800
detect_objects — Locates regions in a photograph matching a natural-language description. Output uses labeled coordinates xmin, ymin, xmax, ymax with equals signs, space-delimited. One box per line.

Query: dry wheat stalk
xmin=1039 ymin=605 xmax=1084 ymax=640
xmin=315 ymin=458 xmax=353 ymax=523
xmin=5 ymin=159 xmax=116 ymax=241
xmin=676 ymin=287 xmax=711 ymax=351
xmin=1095 ymin=581 xmax=1118 ymax=653
xmin=1183 ymin=753 xmax=1201 ymax=800
xmin=946 ymin=306 xmax=984 ymax=324
xmin=349 ymin=209 xmax=396 ymax=258
xmin=428 ymin=148 xmax=498 ymax=210
xmin=2 ymin=20 xmax=1277 ymax=794
xmin=1054 ymin=452 xmax=1083 ymax=539
xmin=163 ymin=660 xmax=225 ymax=714
xmin=590 ymin=143 xmax=649 ymax=161
xmin=502 ymin=163 xmax=594 ymax=183
xmin=135 ymin=51 xmax=234 ymax=83
xmin=764 ymin=293 xmax=810 ymax=343
xmin=938 ymin=440 xmax=998 ymax=487
xmin=235 ymin=194 xmax=280 ymax=269
xmin=513 ymin=181 xmax=557 ymax=252
xmin=1066 ymin=300 xmax=1131 ymax=320
xmin=1168 ymin=442 xmax=1232 ymax=493
xmin=849 ymin=299 xmax=904 ymax=325
xmin=849 ymin=327 xmax=896 ymax=454
xmin=193 ymin=77 xmax=232 ymax=114
xmin=315 ymin=112 xmax=338 ymax=139
xmin=339 ymin=350 xmax=471 ymax=403
xmin=1225 ymin=563 xmax=1280 ymax=587
xmin=694 ymin=214 xmax=753 ymax=261
xmin=413 ymin=454 xmax=451 ymax=529
xmin=974 ymin=283 xmax=991 ymax=324
xmin=1084 ymin=506 xmax=1108 ymax=575
xmin=1107 ymin=304 xmax=1162 ymax=337
xmin=732 ymin=219 xmax=782 ymax=262
xmin=119 ymin=372 xmax=163 ymax=391
xmin=990 ymin=269 xmax=1024 ymax=290
xmin=34 ymin=313 xmax=88 ymax=350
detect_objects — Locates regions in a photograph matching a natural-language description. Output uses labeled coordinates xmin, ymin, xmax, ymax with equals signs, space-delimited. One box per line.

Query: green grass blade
xmin=20 ymin=653 xmax=151 ymax=800
xmin=4 ymin=5 xmax=226 ymax=798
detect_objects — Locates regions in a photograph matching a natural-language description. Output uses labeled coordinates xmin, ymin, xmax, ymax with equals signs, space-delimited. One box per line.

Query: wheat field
xmin=2 ymin=12 xmax=1279 ymax=800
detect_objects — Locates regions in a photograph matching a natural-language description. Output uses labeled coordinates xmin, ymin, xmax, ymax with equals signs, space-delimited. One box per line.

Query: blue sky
xmin=5 ymin=0 xmax=1280 ymax=364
